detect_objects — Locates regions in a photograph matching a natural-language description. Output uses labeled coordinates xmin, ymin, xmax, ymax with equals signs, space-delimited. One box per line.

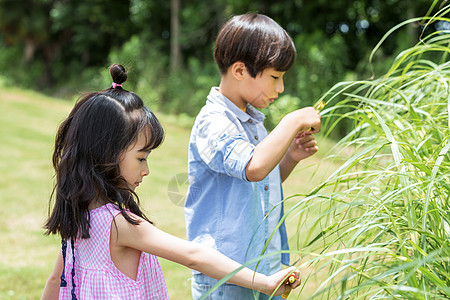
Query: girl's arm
xmin=41 ymin=251 xmax=63 ymax=300
xmin=113 ymin=214 xmax=300 ymax=296
xmin=245 ymin=107 xmax=320 ymax=182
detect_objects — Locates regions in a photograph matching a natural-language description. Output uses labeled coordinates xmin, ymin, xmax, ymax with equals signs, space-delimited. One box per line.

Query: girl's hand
xmin=263 ymin=266 xmax=301 ymax=296
xmin=286 ymin=131 xmax=318 ymax=162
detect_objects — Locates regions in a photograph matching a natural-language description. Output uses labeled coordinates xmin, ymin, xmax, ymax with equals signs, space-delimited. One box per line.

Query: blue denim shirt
xmin=185 ymin=87 xmax=290 ymax=275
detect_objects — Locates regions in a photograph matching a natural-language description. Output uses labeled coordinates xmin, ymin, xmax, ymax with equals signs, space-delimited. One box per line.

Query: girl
xmin=41 ymin=64 xmax=300 ymax=299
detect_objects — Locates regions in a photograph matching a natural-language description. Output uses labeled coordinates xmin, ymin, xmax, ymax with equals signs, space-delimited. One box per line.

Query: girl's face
xmin=119 ymin=133 xmax=151 ymax=190
xmin=242 ymin=67 xmax=285 ymax=109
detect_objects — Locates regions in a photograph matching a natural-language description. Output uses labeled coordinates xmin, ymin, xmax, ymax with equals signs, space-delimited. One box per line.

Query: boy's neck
xmin=218 ymin=79 xmax=247 ymax=113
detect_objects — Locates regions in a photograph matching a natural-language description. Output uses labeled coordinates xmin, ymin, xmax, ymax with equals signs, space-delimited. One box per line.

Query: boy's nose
xmin=276 ymin=80 xmax=284 ymax=94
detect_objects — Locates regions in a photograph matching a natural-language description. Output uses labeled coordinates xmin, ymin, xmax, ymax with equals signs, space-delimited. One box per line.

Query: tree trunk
xmin=24 ymin=37 xmax=36 ymax=64
xmin=170 ymin=0 xmax=181 ymax=72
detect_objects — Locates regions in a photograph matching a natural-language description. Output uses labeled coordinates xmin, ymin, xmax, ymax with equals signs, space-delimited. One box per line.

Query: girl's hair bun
xmin=110 ymin=64 xmax=127 ymax=85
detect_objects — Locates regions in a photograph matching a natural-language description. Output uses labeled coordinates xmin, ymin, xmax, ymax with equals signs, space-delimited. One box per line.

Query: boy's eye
xmin=139 ymin=158 xmax=147 ymax=162
xmin=272 ymin=76 xmax=279 ymax=80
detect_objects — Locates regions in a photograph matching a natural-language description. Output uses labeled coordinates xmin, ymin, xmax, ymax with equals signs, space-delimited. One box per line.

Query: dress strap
xmin=60 ymin=239 xmax=67 ymax=287
xmin=59 ymin=238 xmax=78 ymax=299
xmin=70 ymin=237 xmax=77 ymax=300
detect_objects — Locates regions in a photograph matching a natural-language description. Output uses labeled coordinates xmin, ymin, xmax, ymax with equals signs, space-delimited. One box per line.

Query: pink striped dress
xmin=59 ymin=203 xmax=169 ymax=299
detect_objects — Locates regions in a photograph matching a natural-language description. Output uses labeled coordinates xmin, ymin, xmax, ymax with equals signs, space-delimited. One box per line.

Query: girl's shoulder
xmin=89 ymin=203 xmax=122 ymax=218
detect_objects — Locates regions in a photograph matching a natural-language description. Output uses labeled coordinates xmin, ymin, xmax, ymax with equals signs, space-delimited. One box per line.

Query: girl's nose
xmin=142 ymin=163 xmax=149 ymax=177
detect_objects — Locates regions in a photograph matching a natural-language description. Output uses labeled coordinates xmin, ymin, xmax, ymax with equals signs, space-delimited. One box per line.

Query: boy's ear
xmin=230 ymin=61 xmax=247 ymax=80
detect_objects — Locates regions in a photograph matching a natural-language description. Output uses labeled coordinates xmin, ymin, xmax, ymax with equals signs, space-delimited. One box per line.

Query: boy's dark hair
xmin=45 ymin=64 xmax=164 ymax=240
xmin=214 ymin=13 xmax=296 ymax=77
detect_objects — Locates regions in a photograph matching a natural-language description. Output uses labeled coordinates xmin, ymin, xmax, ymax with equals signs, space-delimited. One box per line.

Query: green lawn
xmin=0 ymin=87 xmax=335 ymax=299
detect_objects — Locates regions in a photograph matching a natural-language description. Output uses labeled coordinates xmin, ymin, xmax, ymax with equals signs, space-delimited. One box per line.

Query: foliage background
xmin=0 ymin=0 xmax=446 ymax=136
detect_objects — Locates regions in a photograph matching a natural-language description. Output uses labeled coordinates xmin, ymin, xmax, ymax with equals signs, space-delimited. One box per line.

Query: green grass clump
xmin=286 ymin=6 xmax=450 ymax=299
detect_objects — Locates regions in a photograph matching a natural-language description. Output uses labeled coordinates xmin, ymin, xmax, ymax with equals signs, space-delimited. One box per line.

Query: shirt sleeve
xmin=195 ymin=112 xmax=254 ymax=181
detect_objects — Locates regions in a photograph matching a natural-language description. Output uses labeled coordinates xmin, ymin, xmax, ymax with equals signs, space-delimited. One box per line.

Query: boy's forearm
xmin=279 ymin=154 xmax=299 ymax=182
xmin=245 ymin=115 xmax=301 ymax=182
xmin=246 ymin=108 xmax=320 ymax=182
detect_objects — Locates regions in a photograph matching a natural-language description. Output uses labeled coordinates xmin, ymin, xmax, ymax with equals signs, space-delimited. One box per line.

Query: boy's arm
xmin=41 ymin=251 xmax=63 ymax=300
xmin=245 ymin=107 xmax=320 ymax=182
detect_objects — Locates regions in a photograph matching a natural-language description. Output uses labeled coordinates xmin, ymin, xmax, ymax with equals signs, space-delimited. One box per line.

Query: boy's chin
xmin=253 ymin=101 xmax=270 ymax=109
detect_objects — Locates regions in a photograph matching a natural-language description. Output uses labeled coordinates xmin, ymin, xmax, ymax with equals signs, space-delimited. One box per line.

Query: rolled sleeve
xmin=195 ymin=113 xmax=254 ymax=181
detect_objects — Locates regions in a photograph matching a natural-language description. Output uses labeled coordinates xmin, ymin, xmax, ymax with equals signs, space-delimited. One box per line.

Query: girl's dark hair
xmin=214 ymin=13 xmax=297 ymax=77
xmin=45 ymin=64 xmax=164 ymax=240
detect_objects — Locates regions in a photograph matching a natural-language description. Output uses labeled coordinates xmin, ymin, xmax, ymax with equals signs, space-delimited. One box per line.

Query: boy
xmin=184 ymin=13 xmax=321 ymax=299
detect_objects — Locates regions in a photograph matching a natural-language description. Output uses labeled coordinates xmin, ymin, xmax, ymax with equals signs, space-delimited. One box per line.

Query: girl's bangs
xmin=138 ymin=108 xmax=164 ymax=152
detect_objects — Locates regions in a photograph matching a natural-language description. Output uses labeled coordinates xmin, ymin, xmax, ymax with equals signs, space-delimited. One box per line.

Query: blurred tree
xmin=0 ymin=0 xmax=60 ymax=85
xmin=170 ymin=0 xmax=181 ymax=72
xmin=0 ymin=0 xmax=137 ymax=85
xmin=129 ymin=0 xmax=170 ymax=47
xmin=50 ymin=0 xmax=135 ymax=66
xmin=241 ymin=0 xmax=438 ymax=70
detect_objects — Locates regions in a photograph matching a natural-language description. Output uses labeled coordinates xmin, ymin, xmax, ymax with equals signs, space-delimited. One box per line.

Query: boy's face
xmin=242 ymin=67 xmax=285 ymax=109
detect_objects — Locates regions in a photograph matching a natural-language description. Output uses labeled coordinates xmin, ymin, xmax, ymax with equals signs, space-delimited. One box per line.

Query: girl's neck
xmin=88 ymin=200 xmax=105 ymax=211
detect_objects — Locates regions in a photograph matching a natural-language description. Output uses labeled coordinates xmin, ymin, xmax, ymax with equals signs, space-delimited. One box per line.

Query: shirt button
xmin=264 ymin=185 xmax=268 ymax=191
xmin=248 ymin=119 xmax=253 ymax=123
xmin=255 ymin=136 xmax=258 ymax=140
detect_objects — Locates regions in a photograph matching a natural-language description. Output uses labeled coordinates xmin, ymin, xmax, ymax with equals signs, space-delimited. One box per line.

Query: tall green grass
xmin=286 ymin=5 xmax=450 ymax=299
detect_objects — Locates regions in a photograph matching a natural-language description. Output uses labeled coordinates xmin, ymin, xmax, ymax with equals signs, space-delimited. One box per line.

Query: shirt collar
xmin=207 ymin=87 xmax=265 ymax=123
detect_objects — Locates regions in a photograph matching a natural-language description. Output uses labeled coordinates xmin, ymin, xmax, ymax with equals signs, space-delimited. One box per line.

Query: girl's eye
xmin=272 ymin=76 xmax=279 ymax=80
xmin=139 ymin=158 xmax=147 ymax=162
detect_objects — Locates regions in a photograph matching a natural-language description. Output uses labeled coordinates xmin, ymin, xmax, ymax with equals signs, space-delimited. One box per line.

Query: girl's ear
xmin=230 ymin=61 xmax=247 ymax=81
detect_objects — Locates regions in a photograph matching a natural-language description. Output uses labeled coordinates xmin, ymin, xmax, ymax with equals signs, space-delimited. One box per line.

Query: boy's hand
xmin=286 ymin=131 xmax=318 ymax=162
xmin=264 ymin=266 xmax=301 ymax=296
xmin=287 ymin=107 xmax=321 ymax=134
